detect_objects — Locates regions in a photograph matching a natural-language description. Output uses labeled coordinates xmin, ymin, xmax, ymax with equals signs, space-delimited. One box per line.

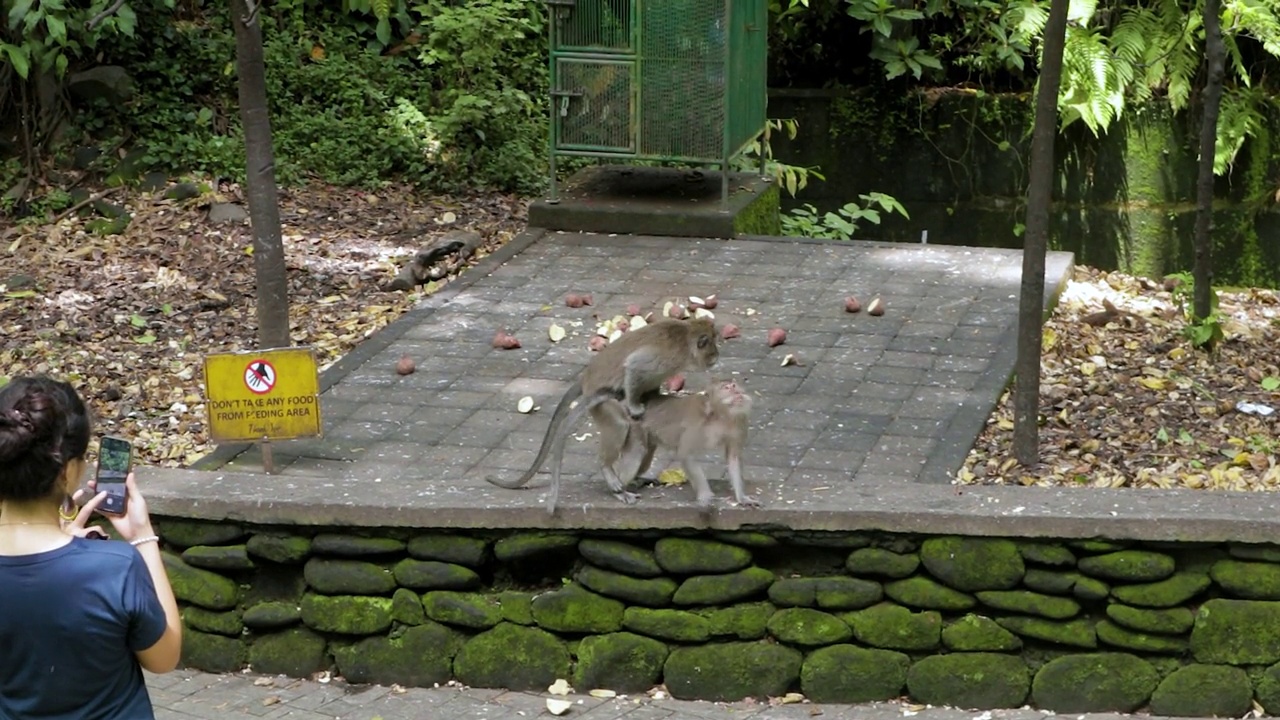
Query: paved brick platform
xmin=148 ymin=668 xmax=1186 ymax=720
xmin=167 ymin=230 xmax=1073 ymax=526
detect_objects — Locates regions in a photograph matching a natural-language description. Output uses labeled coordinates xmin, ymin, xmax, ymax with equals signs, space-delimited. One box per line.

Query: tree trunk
xmin=1193 ymin=0 xmax=1225 ymax=322
xmin=1012 ymin=0 xmax=1070 ymax=466
xmin=232 ymin=0 xmax=291 ymax=349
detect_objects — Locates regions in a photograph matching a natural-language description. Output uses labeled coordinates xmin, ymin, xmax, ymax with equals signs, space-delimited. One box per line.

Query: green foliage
xmin=1164 ymin=271 xmax=1224 ymax=350
xmin=781 ymin=192 xmax=909 ymax=240
xmin=2 ymin=0 xmax=174 ymax=80
xmin=734 ymin=118 xmax=826 ymax=198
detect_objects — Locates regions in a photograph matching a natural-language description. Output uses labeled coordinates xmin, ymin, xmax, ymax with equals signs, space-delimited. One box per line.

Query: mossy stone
xmin=453 ymin=622 xmax=570 ymax=690
xmin=156 ymin=519 xmax=245 ymax=548
xmin=248 ymin=628 xmax=327 ymax=677
xmin=1149 ymin=664 xmax=1252 ymax=718
xmin=1072 ymin=576 xmax=1110 ymax=601
xmin=1105 ymin=604 xmax=1193 ymax=635
xmin=996 ymin=617 xmax=1096 ymax=648
xmin=1030 ymin=652 xmax=1157 ymax=713
xmin=181 ymin=628 xmax=246 ymax=673
xmin=163 ymin=552 xmax=240 ymax=610
xmin=906 ymin=653 xmax=1030 ymax=709
xmin=303 ymin=558 xmax=396 ymax=595
xmin=768 ymin=577 xmax=882 ymax=610
xmin=623 ymin=607 xmax=711 ymax=642
xmin=246 ymin=534 xmax=312 ymax=564
xmin=843 ymin=603 xmax=941 ymax=651
xmin=1019 ymin=543 xmax=1077 ymax=567
xmin=698 ymin=602 xmax=774 ymax=640
xmin=1110 ymin=571 xmax=1209 ymax=607
xmin=578 ymin=539 xmax=663 ymax=577
xmin=884 ymin=576 xmax=976 ymax=611
xmin=1254 ymin=661 xmax=1280 ymax=714
xmin=392 ymin=559 xmax=481 ymax=591
xmin=976 ymin=590 xmax=1080 ymax=619
xmin=242 ymin=601 xmax=301 ymax=630
xmin=422 ymin=591 xmax=503 ymax=629
xmin=530 ymin=584 xmax=624 ymax=633
xmin=1191 ymin=598 xmax=1280 ymax=664
xmin=576 ymin=564 xmax=677 ymax=607
xmin=1077 ymin=550 xmax=1174 ymax=582
xmin=654 ymin=538 xmax=752 ymax=574
xmin=333 ymin=621 xmax=464 ymax=687
xmin=493 ymin=533 xmax=578 ymax=562
xmin=299 ymin=593 xmax=392 ymax=635
xmin=183 ymin=606 xmax=242 ymax=637
xmin=1095 ymin=620 xmax=1187 ymax=654
xmin=499 ymin=591 xmax=535 ymax=625
xmin=801 ymin=645 xmax=910 ymax=703
xmin=407 ymin=534 xmax=487 ymax=566
xmin=1069 ymin=540 xmax=1127 ymax=553
xmin=391 ymin=588 xmax=425 ymax=626
xmin=182 ymin=544 xmax=255 ymax=571
xmin=310 ymin=533 xmax=405 ymax=557
xmin=1228 ymin=543 xmax=1280 ymax=563
xmin=1023 ymin=569 xmax=1079 ymax=595
xmin=573 ymin=632 xmax=669 ymax=692
xmin=920 ymin=537 xmax=1024 ymax=592
xmin=664 ymin=642 xmax=802 ymax=701
xmin=846 ymin=548 xmax=919 ymax=578
xmin=672 ymin=567 xmax=774 ymax=606
xmin=1211 ymin=558 xmax=1280 ymax=600
xmin=942 ymin=614 xmax=1022 ymax=652
xmin=712 ymin=531 xmax=779 ymax=548
xmin=767 ymin=608 xmax=852 ymax=646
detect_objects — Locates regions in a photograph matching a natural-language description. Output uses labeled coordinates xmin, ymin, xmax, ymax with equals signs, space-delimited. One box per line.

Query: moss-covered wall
xmin=156 ymin=519 xmax=1280 ymax=716
xmin=767 ymin=88 xmax=1280 ymax=288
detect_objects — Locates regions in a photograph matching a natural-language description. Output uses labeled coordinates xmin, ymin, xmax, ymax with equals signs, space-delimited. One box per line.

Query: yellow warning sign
xmin=204 ymin=347 xmax=322 ymax=443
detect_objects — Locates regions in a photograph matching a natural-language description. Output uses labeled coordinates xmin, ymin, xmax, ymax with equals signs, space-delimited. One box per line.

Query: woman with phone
xmin=0 ymin=375 xmax=182 ymax=720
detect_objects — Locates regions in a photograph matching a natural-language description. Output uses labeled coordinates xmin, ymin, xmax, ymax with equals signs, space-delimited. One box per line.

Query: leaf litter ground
xmin=5 ymin=194 xmax=1278 ymax=492
xmin=1 ymin=182 xmax=524 ymax=467
xmin=958 ymin=266 xmax=1280 ymax=491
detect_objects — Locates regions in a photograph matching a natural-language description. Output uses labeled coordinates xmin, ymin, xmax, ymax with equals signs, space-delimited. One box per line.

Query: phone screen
xmin=95 ymin=436 xmax=131 ymax=516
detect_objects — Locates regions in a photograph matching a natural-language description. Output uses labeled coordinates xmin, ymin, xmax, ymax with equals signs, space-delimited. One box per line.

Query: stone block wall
xmin=155 ymin=518 xmax=1280 ymax=715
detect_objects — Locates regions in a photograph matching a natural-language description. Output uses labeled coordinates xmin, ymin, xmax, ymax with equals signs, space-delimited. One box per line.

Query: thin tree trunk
xmin=1193 ymin=0 xmax=1225 ymax=322
xmin=232 ymin=0 xmax=291 ymax=349
xmin=1012 ymin=0 xmax=1070 ymax=466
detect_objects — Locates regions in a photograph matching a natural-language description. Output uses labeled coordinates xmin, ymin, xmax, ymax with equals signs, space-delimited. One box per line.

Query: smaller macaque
xmin=610 ymin=379 xmax=760 ymax=510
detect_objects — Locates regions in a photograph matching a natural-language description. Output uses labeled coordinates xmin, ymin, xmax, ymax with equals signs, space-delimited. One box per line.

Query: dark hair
xmin=0 ymin=376 xmax=92 ymax=501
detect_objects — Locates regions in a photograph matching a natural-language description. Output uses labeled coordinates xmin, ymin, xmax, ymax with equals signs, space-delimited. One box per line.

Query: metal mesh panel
xmin=556 ymin=0 xmax=632 ymax=52
xmin=555 ymin=59 xmax=635 ymax=152
xmin=637 ymin=0 xmax=726 ymax=161
xmin=727 ymin=0 xmax=768 ymax=155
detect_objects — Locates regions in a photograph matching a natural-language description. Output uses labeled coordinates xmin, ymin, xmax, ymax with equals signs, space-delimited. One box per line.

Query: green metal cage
xmin=545 ymin=0 xmax=768 ymax=206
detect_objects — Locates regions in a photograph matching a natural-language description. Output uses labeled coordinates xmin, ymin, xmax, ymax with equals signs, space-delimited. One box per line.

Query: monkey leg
xmin=726 ymin=452 xmax=760 ymax=507
xmin=681 ymin=458 xmax=715 ymax=510
xmin=591 ymin=402 xmax=641 ymax=505
xmin=620 ymin=348 xmax=660 ymax=419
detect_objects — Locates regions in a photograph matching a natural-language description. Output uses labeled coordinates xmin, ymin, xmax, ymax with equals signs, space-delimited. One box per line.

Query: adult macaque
xmin=486 ymin=318 xmax=719 ymax=511
xmin=588 ymin=379 xmax=760 ymax=511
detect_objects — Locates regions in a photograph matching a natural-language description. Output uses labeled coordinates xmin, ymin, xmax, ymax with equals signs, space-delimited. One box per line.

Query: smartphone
xmin=94 ymin=435 xmax=132 ymax=516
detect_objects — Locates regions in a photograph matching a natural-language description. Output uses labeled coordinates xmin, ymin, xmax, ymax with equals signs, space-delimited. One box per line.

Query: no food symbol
xmin=243 ymin=359 xmax=277 ymax=395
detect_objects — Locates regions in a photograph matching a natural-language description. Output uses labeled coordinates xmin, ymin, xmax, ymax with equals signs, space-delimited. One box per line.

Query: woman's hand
xmin=64 ymin=487 xmax=110 ymax=540
xmin=85 ymin=471 xmax=156 ymax=543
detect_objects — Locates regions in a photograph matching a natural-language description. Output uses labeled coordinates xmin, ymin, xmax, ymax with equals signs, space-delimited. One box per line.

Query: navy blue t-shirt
xmin=0 ymin=536 xmax=168 ymax=720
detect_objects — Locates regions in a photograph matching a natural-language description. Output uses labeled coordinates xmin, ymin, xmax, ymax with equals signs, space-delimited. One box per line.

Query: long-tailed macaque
xmin=577 ymin=379 xmax=759 ymax=512
xmin=486 ymin=318 xmax=719 ymax=510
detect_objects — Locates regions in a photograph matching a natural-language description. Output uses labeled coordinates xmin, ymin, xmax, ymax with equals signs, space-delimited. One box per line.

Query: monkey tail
xmin=484 ymin=386 xmax=615 ymax=490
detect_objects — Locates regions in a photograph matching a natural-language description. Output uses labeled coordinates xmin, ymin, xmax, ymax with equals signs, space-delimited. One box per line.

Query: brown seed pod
xmin=565 ymin=293 xmax=594 ymax=308
xmin=844 ymin=296 xmax=862 ymax=313
xmin=588 ymin=336 xmax=608 ymax=352
xmin=702 ymin=294 xmax=718 ymax=309
xmin=721 ymin=324 xmax=741 ymax=340
xmin=767 ymin=328 xmax=787 ymax=347
xmin=492 ymin=331 xmax=521 ymax=350
xmin=395 ymin=355 xmax=416 ymax=375
xmin=625 ymin=304 xmax=642 ymax=317
xmin=867 ymin=298 xmax=885 ymax=316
